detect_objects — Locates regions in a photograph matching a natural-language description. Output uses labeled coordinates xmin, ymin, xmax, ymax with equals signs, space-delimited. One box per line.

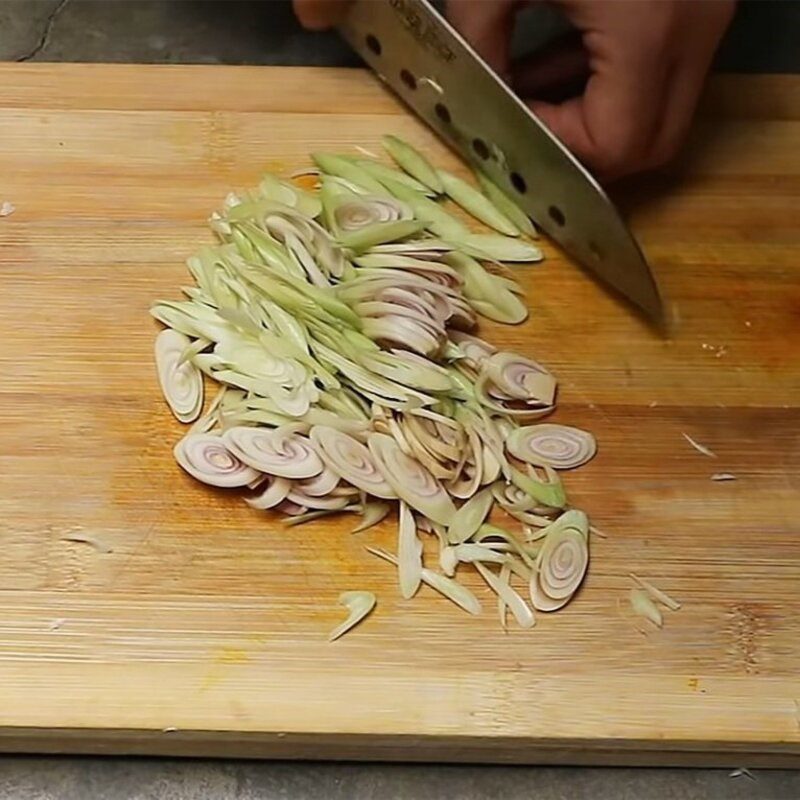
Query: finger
xmin=529 ymin=46 xmax=671 ymax=179
xmin=293 ymin=0 xmax=351 ymax=30
xmin=511 ymin=34 xmax=589 ymax=100
xmin=446 ymin=0 xmax=517 ymax=79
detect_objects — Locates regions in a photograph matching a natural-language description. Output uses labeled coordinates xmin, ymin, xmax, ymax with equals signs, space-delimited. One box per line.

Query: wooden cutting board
xmin=0 ymin=64 xmax=798 ymax=767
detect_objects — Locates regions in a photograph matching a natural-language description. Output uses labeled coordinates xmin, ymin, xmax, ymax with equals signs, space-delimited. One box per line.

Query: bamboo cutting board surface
xmin=0 ymin=64 xmax=798 ymax=766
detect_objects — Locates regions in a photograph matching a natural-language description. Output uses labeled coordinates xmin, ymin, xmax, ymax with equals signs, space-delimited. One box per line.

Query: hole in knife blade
xmin=366 ymin=34 xmax=382 ymax=56
xmin=434 ymin=103 xmax=451 ymax=125
xmin=548 ymin=205 xmax=566 ymax=226
xmin=400 ymin=69 xmax=417 ymax=90
xmin=472 ymin=139 xmax=490 ymax=160
xmin=510 ymin=172 xmax=527 ymax=194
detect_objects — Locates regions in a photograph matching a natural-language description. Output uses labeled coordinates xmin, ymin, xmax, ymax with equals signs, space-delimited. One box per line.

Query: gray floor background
xmin=1 ymin=1 xmax=799 ymax=797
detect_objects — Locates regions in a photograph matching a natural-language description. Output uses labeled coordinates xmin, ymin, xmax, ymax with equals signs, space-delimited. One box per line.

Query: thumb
xmin=293 ymin=0 xmax=351 ymax=30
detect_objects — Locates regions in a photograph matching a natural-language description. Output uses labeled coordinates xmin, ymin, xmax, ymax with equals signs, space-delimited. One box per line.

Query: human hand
xmin=293 ymin=0 xmax=736 ymax=180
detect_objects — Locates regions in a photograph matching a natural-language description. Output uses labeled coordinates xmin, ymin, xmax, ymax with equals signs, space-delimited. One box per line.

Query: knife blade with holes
xmin=337 ymin=0 xmax=665 ymax=325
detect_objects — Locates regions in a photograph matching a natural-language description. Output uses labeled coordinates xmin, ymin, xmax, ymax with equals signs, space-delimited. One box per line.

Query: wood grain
xmin=0 ymin=65 xmax=798 ymax=766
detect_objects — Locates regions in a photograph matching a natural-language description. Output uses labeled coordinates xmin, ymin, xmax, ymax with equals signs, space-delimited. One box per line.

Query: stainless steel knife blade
xmin=338 ymin=0 xmax=665 ymax=324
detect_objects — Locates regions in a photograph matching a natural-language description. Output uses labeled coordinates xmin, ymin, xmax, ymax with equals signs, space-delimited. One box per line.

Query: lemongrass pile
xmin=152 ymin=135 xmax=599 ymax=639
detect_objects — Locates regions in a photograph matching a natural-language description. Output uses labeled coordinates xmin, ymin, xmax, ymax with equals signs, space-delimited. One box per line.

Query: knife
xmin=337 ymin=0 xmax=665 ymax=325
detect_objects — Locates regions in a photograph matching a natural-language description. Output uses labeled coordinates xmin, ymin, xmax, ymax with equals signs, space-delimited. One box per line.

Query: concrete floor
xmin=1 ymin=1 xmax=799 ymax=798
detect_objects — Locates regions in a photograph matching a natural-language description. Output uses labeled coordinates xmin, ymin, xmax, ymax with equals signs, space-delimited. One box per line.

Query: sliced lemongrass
xmin=510 ymin=466 xmax=567 ymax=510
xmin=629 ymin=588 xmax=663 ymax=627
xmin=366 ymin=547 xmax=482 ymax=615
xmin=286 ymin=489 xmax=352 ymax=510
xmin=447 ymin=487 xmax=494 ymax=544
xmin=311 ymin=153 xmax=386 ymax=194
xmin=245 ymin=475 xmax=292 ymax=509
xmin=474 ymin=171 xmax=537 ymax=238
xmin=382 ymin=135 xmax=444 ymax=194
xmin=155 ymin=329 xmax=204 ymax=423
xmin=283 ymin=506 xmax=355 ymax=527
xmin=223 ymin=426 xmax=323 ymax=478
xmin=450 ymin=543 xmax=507 ymax=566
xmin=328 ymin=590 xmax=377 ymax=641
xmin=335 ymin=196 xmax=411 ymax=231
xmin=475 ymin=562 xmax=535 ymax=629
xmin=484 ymin=351 xmax=557 ymax=406
xmin=682 ymin=433 xmax=716 ymax=458
xmin=629 ymin=573 xmax=681 ymax=611
xmin=174 ymin=433 xmax=260 ymax=488
xmin=507 ymin=424 xmax=597 ymax=470
xmin=398 ymin=501 xmax=423 ymax=599
xmin=437 ymin=168 xmax=519 ymax=236
xmin=352 ymin=158 xmax=433 ymax=195
xmin=530 ymin=518 xmax=589 ymax=611
xmin=338 ymin=219 xmax=426 ymax=252
xmin=295 ymin=467 xmax=340 ymax=497
xmin=497 ymin=562 xmax=511 ymax=629
xmin=368 ymin=433 xmax=456 ymax=524
xmin=440 ymin=545 xmax=458 ymax=577
xmin=351 ymin=500 xmax=392 ymax=533
xmin=457 ymin=233 xmax=544 ymax=263
xmin=0 ymin=201 xmax=15 ymax=217
xmin=711 ymin=472 xmax=736 ymax=481
xmin=310 ymin=426 xmax=396 ymax=499
xmin=475 ymin=523 xmax=536 ymax=569
xmin=377 ymin=174 xmax=468 ymax=238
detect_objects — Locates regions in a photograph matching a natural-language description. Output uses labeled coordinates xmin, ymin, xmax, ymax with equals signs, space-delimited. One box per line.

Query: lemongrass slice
xmin=287 ymin=489 xmax=351 ymax=510
xmin=366 ymin=547 xmax=482 ymax=615
xmin=339 ymin=220 xmax=426 ymax=252
xmin=629 ymin=573 xmax=682 ymax=611
xmin=398 ymin=501 xmax=423 ymax=599
xmin=683 ymin=433 xmax=716 ymax=458
xmin=312 ymin=153 xmax=386 ymax=195
xmin=437 ymin=168 xmax=519 ymax=236
xmin=458 ymin=233 xmax=544 ymax=263
xmin=351 ymin=500 xmax=392 ymax=533
xmin=368 ymin=433 xmax=456 ymax=525
xmin=328 ymin=590 xmax=377 ymax=641
xmin=475 ymin=562 xmax=535 ymax=629
xmin=510 ymin=466 xmax=567 ymax=510
xmin=294 ymin=468 xmax=340 ymax=497
xmin=497 ymin=562 xmax=512 ymax=629
xmin=484 ymin=352 xmax=557 ymax=406
xmin=223 ymin=426 xmax=323 ymax=478
xmin=155 ymin=329 xmax=204 ymax=423
xmin=447 ymin=487 xmax=494 ymax=544
xmin=530 ymin=513 xmax=589 ymax=611
xmin=382 ymin=135 xmax=444 ymax=194
xmin=353 ymin=158 xmax=433 ymax=196
xmin=629 ymin=588 xmax=663 ymax=627
xmin=474 ymin=171 xmax=537 ymax=238
xmin=334 ymin=196 xmax=411 ymax=231
xmin=507 ymin=424 xmax=597 ymax=470
xmin=245 ymin=475 xmax=292 ymax=509
xmin=310 ymin=426 xmax=396 ymax=499
xmin=451 ymin=543 xmax=507 ymax=566
xmin=174 ymin=433 xmax=260 ymax=488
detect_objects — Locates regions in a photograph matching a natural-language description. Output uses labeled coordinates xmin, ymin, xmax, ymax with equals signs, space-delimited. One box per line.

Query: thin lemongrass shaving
xmin=328 ymin=590 xmax=377 ymax=641
xmin=629 ymin=588 xmax=663 ymax=628
xmin=437 ymin=169 xmax=519 ymax=237
xmin=397 ymin=501 xmax=423 ymax=599
xmin=382 ymin=135 xmax=444 ymax=194
xmin=683 ymin=433 xmax=717 ymax=458
xmin=629 ymin=573 xmax=681 ymax=611
xmin=351 ymin=501 xmax=392 ymax=533
xmin=366 ymin=547 xmax=481 ymax=615
xmin=475 ymin=562 xmax=535 ymax=629
xmin=447 ymin=487 xmax=494 ymax=544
